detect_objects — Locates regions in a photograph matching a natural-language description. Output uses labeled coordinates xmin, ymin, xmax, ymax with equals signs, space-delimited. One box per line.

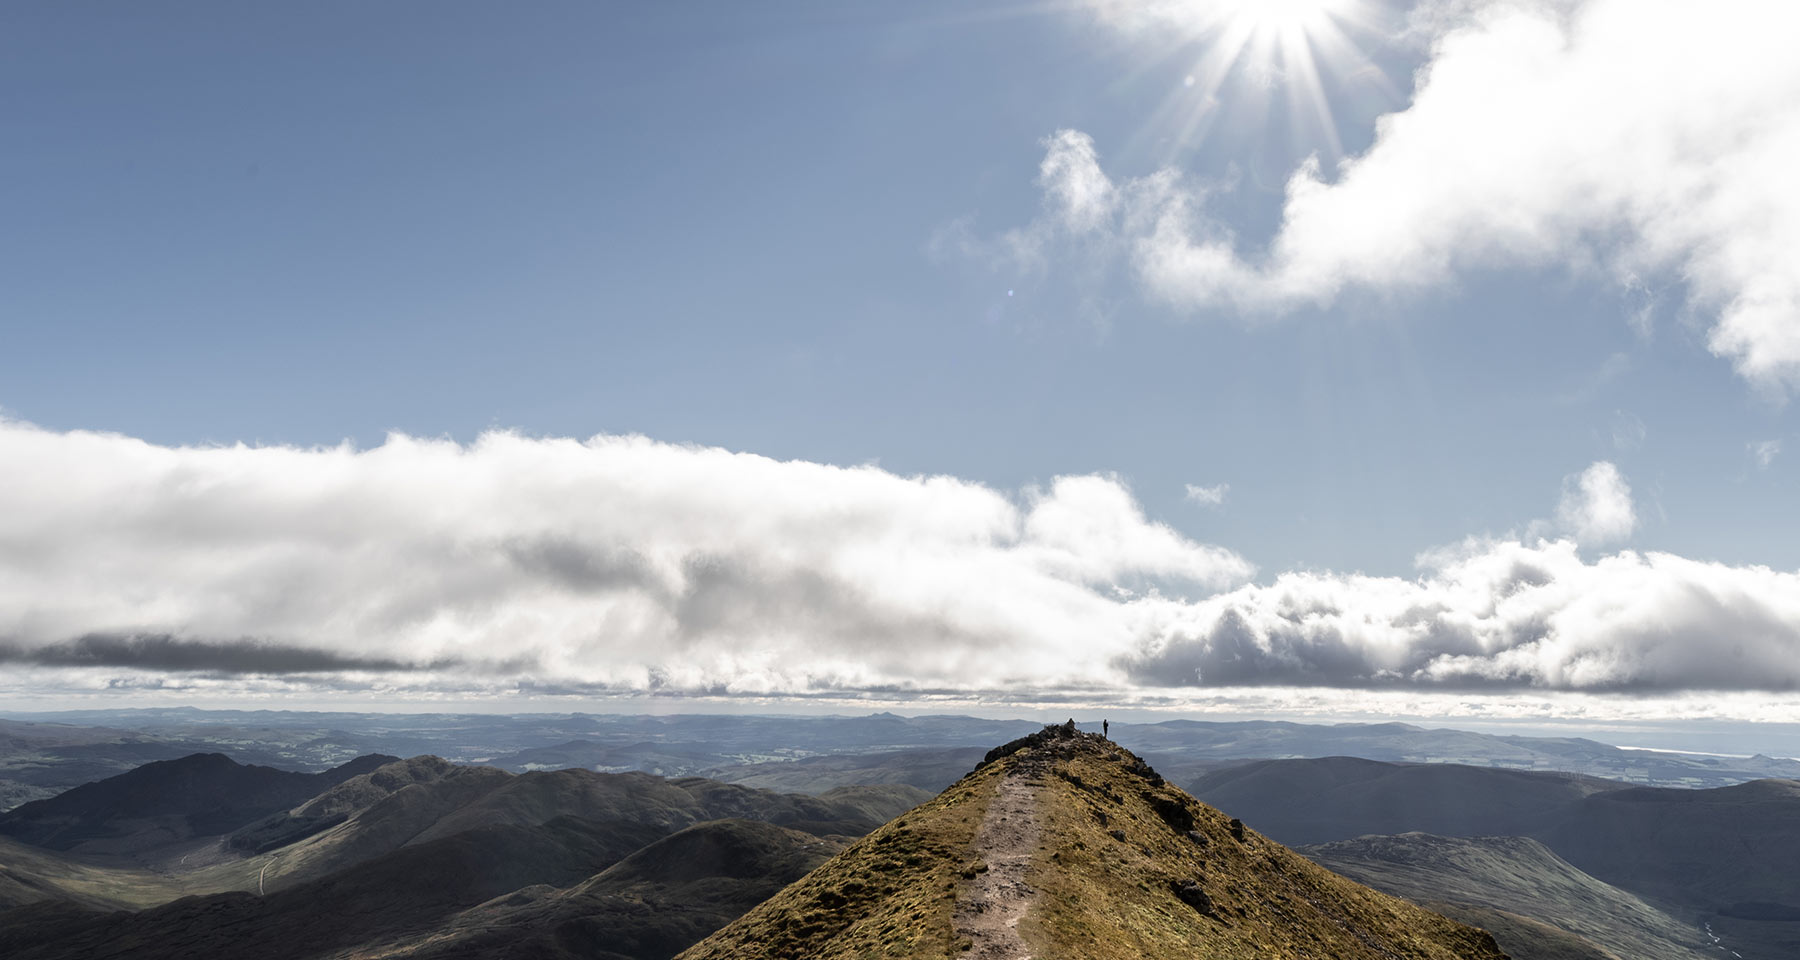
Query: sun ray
xmin=1120 ymin=0 xmax=1393 ymax=163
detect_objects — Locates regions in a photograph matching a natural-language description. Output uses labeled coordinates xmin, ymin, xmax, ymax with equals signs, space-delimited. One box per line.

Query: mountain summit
xmin=678 ymin=723 xmax=1508 ymax=960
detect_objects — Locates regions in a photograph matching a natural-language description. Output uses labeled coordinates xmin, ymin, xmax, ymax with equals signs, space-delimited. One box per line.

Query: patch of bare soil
xmin=953 ymin=765 xmax=1043 ymax=959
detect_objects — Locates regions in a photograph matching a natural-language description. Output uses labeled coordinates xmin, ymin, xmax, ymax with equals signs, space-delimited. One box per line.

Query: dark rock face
xmin=1171 ymin=879 xmax=1217 ymax=917
xmin=1150 ymin=794 xmax=1196 ymax=833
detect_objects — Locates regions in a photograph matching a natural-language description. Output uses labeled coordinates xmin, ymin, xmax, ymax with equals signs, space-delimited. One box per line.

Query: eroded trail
xmin=953 ymin=766 xmax=1043 ymax=960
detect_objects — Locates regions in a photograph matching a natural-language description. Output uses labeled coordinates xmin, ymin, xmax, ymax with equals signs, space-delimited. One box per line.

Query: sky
xmin=3 ymin=0 xmax=1799 ymax=725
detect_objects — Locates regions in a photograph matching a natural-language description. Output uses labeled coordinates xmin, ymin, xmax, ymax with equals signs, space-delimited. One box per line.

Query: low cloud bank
xmin=1123 ymin=538 xmax=1800 ymax=691
xmin=2 ymin=422 xmax=1796 ymax=696
xmin=0 ymin=420 xmax=1247 ymax=694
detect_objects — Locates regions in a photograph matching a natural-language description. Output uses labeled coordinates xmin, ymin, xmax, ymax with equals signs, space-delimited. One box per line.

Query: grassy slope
xmin=1428 ymin=904 xmax=1620 ymax=960
xmin=0 ymin=836 xmax=181 ymax=911
xmin=1022 ymin=745 xmax=1504 ymax=960
xmin=680 ymin=732 xmax=1507 ymax=960
xmin=677 ymin=758 xmax=993 ymax=960
xmin=1306 ymin=834 xmax=1712 ymax=960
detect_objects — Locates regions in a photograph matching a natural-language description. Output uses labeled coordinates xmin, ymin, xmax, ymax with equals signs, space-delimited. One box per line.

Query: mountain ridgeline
xmin=679 ymin=723 xmax=1507 ymax=960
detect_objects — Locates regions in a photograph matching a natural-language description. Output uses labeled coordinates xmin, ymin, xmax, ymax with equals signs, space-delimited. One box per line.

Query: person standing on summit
xmin=1103 ymin=719 xmax=1109 ymax=739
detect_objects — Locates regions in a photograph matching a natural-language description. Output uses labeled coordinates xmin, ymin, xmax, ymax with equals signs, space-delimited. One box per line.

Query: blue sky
xmin=3 ymin=0 xmax=1798 ymax=719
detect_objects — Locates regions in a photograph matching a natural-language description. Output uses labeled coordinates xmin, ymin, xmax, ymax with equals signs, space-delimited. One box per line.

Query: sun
xmin=1145 ymin=0 xmax=1384 ymax=159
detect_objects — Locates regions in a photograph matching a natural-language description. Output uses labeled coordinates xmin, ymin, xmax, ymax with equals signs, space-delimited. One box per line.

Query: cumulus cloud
xmin=0 ymin=420 xmax=1250 ymax=696
xmin=1121 ymin=538 xmax=1800 ymax=692
xmin=1751 ymin=440 xmax=1781 ymax=470
xmin=2 ymin=421 xmax=1795 ymax=699
xmin=1001 ymin=0 xmax=1800 ymax=392
xmin=1554 ymin=461 xmax=1636 ymax=546
xmin=1184 ymin=483 xmax=1229 ymax=506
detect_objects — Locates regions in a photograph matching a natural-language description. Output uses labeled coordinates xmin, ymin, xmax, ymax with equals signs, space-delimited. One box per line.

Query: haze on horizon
xmin=3 ymin=0 xmax=1798 ymax=730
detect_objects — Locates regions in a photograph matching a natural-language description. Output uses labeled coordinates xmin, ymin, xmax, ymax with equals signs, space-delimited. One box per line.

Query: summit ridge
xmin=679 ymin=723 xmax=1509 ymax=960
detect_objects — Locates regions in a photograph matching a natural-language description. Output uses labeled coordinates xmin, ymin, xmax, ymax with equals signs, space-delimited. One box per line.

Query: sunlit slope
xmin=679 ymin=726 xmax=1507 ymax=960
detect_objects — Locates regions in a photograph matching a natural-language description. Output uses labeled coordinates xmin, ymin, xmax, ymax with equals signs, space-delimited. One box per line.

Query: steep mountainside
xmin=1191 ymin=756 xmax=1800 ymax=960
xmin=1537 ymin=777 xmax=1800 ymax=958
xmin=0 ymin=752 xmax=394 ymax=855
xmin=0 ymin=815 xmax=672 ymax=960
xmin=173 ymin=756 xmax=924 ymax=896
xmin=359 ymin=819 xmax=843 ymax=959
xmin=1306 ymin=834 xmax=1711 ymax=960
xmin=679 ymin=724 xmax=1506 ymax=960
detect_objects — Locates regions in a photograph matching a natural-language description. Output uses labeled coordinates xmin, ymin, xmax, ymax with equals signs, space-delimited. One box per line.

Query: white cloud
xmin=1751 ymin=439 xmax=1782 ymax=469
xmin=1121 ymin=537 xmax=1800 ymax=692
xmin=0 ymin=420 xmax=1250 ymax=696
xmin=1038 ymin=128 xmax=1117 ymax=235
xmin=1554 ymin=461 xmax=1636 ymax=547
xmin=3 ymin=421 xmax=1796 ymax=699
xmin=1007 ymin=0 xmax=1800 ymax=392
xmin=1185 ymin=482 xmax=1229 ymax=506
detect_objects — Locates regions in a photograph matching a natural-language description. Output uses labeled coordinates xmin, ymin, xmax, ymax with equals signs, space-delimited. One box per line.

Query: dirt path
xmin=953 ymin=767 xmax=1044 ymax=959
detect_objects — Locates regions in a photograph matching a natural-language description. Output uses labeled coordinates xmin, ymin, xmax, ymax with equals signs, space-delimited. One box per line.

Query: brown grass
xmin=681 ymin=732 xmax=1508 ymax=960
xmin=1021 ymin=747 xmax=1505 ymax=960
xmin=676 ymin=760 xmax=999 ymax=960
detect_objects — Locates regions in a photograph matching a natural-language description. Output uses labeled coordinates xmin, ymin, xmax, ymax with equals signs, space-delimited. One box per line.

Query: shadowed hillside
xmin=0 ymin=815 xmax=671 ymax=960
xmin=0 ymin=749 xmax=932 ymax=960
xmin=0 ymin=752 xmax=394 ymax=855
xmin=1189 ymin=756 xmax=1619 ymax=846
xmin=1306 ymin=834 xmax=1711 ymax=960
xmin=1191 ymin=756 xmax=1800 ymax=959
xmin=359 ymin=819 xmax=843 ymax=959
xmin=173 ymin=756 xmax=926 ymax=895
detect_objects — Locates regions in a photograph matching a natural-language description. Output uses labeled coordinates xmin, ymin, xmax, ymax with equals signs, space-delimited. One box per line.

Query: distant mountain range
xmin=6 ymin=710 xmax=1795 ymax=814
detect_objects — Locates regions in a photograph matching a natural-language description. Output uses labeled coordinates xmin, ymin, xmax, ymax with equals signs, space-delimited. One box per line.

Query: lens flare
xmin=1116 ymin=0 xmax=1391 ymax=161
